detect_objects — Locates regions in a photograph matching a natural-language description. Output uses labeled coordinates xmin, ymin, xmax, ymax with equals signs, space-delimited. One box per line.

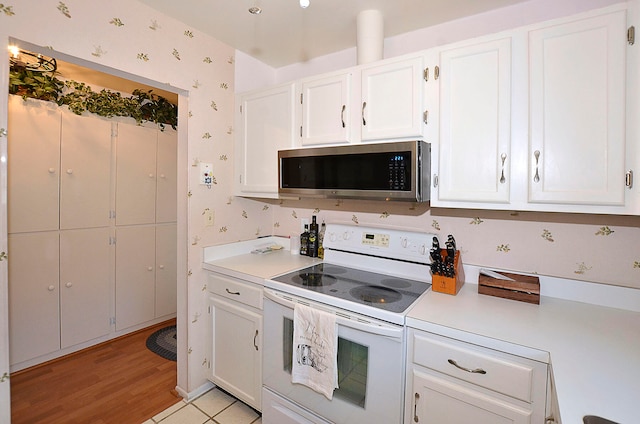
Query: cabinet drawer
xmin=208 ymin=273 xmax=263 ymax=309
xmin=412 ymin=331 xmax=543 ymax=403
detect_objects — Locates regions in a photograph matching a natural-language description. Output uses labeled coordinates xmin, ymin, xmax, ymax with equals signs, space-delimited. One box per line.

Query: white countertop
xmin=202 ymin=237 xmax=320 ymax=284
xmin=203 ymin=240 xmax=639 ymax=423
xmin=407 ymin=281 xmax=640 ymax=424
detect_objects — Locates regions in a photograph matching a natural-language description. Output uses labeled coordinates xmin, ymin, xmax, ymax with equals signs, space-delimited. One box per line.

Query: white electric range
xmin=262 ymin=224 xmax=436 ymax=424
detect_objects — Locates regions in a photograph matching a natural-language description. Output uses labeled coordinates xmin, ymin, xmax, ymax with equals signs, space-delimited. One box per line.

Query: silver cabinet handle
xmin=253 ymin=330 xmax=259 ymax=351
xmin=362 ymin=101 xmax=367 ymax=126
xmin=434 ymin=65 xmax=440 ymax=80
xmin=447 ymin=359 xmax=487 ymax=374
xmin=225 ymin=288 xmax=240 ymax=295
xmin=533 ymin=150 xmax=541 ymax=183
xmin=341 ymin=104 xmax=346 ymax=128
xmin=413 ymin=392 xmax=420 ymax=422
xmin=423 ymin=110 xmax=428 ymax=125
xmin=424 ymin=67 xmax=429 ymax=82
xmin=500 ymin=153 xmax=507 ymax=184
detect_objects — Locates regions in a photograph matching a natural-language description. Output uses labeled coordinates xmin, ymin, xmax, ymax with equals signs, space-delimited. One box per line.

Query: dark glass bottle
xmin=308 ymin=216 xmax=319 ymax=257
xmin=300 ymin=224 xmax=309 ymax=256
xmin=317 ymin=220 xmax=326 ymax=259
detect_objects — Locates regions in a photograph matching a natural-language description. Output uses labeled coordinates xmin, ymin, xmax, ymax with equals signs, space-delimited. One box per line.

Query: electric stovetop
xmin=271 ymin=262 xmax=431 ymax=314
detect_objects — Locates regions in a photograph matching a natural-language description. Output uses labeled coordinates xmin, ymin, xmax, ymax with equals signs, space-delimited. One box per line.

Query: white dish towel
xmin=291 ymin=303 xmax=339 ymax=400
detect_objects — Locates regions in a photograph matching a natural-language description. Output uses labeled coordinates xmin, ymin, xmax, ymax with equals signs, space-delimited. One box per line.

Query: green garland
xmin=9 ymin=65 xmax=178 ymax=130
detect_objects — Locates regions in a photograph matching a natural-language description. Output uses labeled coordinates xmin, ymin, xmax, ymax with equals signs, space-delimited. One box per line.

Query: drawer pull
xmin=448 ymin=359 xmax=487 ymax=374
xmin=253 ymin=330 xmax=259 ymax=351
xmin=225 ymin=288 xmax=241 ymax=295
xmin=413 ymin=392 xmax=420 ymax=422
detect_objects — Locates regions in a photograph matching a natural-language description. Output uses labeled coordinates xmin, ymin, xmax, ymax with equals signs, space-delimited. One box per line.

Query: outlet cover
xmin=204 ymin=209 xmax=214 ymax=227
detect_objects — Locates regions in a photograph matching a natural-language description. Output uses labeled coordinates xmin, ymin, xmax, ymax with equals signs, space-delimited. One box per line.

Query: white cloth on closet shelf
xmin=291 ymin=302 xmax=339 ymax=400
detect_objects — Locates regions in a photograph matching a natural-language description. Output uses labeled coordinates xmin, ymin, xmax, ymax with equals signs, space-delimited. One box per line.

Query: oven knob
xmin=329 ymin=232 xmax=337 ymax=242
xmin=401 ymin=237 xmax=408 ymax=248
xmin=343 ymin=231 xmax=351 ymax=240
xmin=420 ymin=244 xmax=427 ymax=255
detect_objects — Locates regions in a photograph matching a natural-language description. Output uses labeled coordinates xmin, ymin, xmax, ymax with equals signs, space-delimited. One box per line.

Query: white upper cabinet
xmin=432 ymin=37 xmax=512 ymax=206
xmin=300 ymin=72 xmax=352 ymax=146
xmin=235 ymin=83 xmax=297 ymax=198
xmin=528 ymin=9 xmax=628 ymax=208
xmin=7 ymin=96 xmax=60 ymax=233
xmin=156 ymin=128 xmax=178 ymax=223
xmin=429 ymin=5 xmax=634 ymax=214
xmin=360 ymin=56 xmax=425 ymax=141
xmin=116 ymin=122 xmax=158 ymax=226
xmin=59 ymin=110 xmax=112 ymax=230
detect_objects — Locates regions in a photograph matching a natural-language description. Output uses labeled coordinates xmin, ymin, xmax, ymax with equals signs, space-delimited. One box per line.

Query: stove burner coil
xmin=293 ymin=273 xmax=338 ymax=287
xmin=349 ymin=285 xmax=402 ymax=304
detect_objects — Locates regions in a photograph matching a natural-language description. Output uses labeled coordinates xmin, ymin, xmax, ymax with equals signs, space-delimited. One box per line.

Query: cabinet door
xmin=7 ymin=96 xmax=60 ymax=233
xmin=156 ymin=128 xmax=177 ymax=223
xmin=435 ymin=38 xmax=512 ymax=204
xmin=116 ymin=122 xmax=158 ymax=226
xmin=300 ymin=73 xmax=352 ymax=145
xmin=411 ymin=369 xmax=532 ymax=424
xmin=60 ymin=228 xmax=111 ymax=348
xmin=361 ymin=56 xmax=424 ymax=141
xmin=210 ymin=295 xmax=262 ymax=410
xmin=8 ymin=232 xmax=60 ymax=365
xmin=155 ymin=224 xmax=176 ymax=317
xmin=59 ymin=111 xmax=112 ymax=229
xmin=529 ymin=11 xmax=626 ymax=205
xmin=115 ymin=226 xmax=155 ymax=330
xmin=236 ymin=83 xmax=297 ymax=197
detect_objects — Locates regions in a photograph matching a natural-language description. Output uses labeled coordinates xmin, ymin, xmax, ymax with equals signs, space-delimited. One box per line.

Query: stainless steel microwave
xmin=278 ymin=140 xmax=430 ymax=202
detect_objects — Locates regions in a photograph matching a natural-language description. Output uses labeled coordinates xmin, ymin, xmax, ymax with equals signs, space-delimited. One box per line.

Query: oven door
xmin=263 ymin=288 xmax=406 ymax=424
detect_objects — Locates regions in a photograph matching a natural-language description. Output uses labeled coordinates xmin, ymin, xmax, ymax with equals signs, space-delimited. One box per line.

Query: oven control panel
xmin=324 ymin=224 xmax=436 ymax=264
xmin=361 ymin=232 xmax=390 ymax=248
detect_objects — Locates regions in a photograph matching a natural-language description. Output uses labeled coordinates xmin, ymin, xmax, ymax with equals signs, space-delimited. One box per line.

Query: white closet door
xmin=60 ymin=228 xmax=111 ymax=348
xmin=7 ymin=96 xmax=61 ymax=233
xmin=115 ymin=226 xmax=156 ymax=330
xmin=116 ymin=122 xmax=158 ymax=226
xmin=59 ymin=111 xmax=112 ymax=229
xmin=8 ymin=232 xmax=60 ymax=365
xmin=155 ymin=223 xmax=177 ymax=317
xmin=156 ymin=128 xmax=177 ymax=224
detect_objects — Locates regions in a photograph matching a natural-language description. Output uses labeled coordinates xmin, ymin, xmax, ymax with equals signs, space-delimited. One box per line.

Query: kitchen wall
xmin=0 ymin=0 xmax=271 ymax=398
xmin=237 ymin=0 xmax=640 ymax=291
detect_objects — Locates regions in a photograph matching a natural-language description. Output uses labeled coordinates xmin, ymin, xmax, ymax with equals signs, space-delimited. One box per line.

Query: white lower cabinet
xmin=8 ymin=228 xmax=111 ymax=366
xmin=207 ymin=272 xmax=262 ymax=411
xmin=115 ymin=224 xmax=176 ymax=331
xmin=406 ymin=329 xmax=547 ymax=424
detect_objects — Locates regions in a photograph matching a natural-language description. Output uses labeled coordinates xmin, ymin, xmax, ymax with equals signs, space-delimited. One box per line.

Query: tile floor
xmin=142 ymin=387 xmax=262 ymax=424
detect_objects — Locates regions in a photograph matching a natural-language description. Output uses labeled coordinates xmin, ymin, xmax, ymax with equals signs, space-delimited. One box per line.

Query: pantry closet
xmin=7 ymin=94 xmax=177 ymax=371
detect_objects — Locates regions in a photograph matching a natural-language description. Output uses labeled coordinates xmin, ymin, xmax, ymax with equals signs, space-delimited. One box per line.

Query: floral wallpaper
xmin=0 ymin=0 xmax=271 ymax=394
xmin=271 ymin=199 xmax=640 ymax=289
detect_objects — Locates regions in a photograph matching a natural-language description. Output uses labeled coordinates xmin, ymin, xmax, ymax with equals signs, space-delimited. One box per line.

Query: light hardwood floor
xmin=10 ymin=319 xmax=179 ymax=424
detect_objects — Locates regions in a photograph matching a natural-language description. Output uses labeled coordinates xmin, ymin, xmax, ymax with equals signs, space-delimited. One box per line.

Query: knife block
xmin=431 ymin=250 xmax=465 ymax=295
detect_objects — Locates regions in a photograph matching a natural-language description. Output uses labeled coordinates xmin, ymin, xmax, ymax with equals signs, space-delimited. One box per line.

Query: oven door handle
xmin=264 ymin=289 xmax=404 ymax=340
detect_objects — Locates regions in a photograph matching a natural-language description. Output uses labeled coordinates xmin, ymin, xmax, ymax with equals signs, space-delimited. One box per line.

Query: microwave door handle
xmin=264 ymin=289 xmax=403 ymax=340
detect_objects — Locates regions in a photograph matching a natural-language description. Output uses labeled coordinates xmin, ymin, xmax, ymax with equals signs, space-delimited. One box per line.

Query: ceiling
xmin=138 ymin=0 xmax=530 ymax=68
